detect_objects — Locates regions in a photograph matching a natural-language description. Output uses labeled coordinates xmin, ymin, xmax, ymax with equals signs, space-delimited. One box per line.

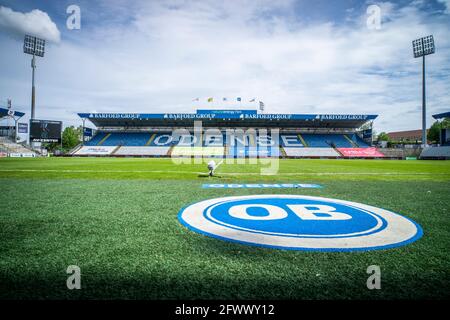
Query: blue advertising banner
xmin=362 ymin=129 xmax=372 ymax=139
xmin=78 ymin=112 xmax=378 ymax=121
xmin=196 ymin=109 xmax=257 ymax=116
xmin=18 ymin=122 xmax=28 ymax=133
xmin=83 ymin=127 xmax=93 ymax=137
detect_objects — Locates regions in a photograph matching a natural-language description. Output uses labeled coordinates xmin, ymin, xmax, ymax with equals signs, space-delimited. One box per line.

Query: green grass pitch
xmin=0 ymin=157 xmax=449 ymax=299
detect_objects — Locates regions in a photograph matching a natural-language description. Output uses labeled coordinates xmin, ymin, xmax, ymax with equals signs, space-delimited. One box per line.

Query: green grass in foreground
xmin=0 ymin=157 xmax=449 ymax=299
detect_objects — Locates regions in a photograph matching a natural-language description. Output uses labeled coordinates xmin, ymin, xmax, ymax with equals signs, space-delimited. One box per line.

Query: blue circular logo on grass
xmin=178 ymin=195 xmax=422 ymax=251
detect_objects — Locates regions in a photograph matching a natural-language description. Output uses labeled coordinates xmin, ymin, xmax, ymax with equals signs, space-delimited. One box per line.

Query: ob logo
xmin=178 ymin=195 xmax=422 ymax=251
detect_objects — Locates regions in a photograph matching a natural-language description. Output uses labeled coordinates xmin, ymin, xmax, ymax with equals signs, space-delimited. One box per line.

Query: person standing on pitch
xmin=207 ymin=160 xmax=216 ymax=177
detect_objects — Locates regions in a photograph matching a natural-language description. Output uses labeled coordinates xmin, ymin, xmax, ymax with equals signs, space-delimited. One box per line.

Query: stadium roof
xmin=78 ymin=110 xmax=377 ymax=129
xmin=432 ymin=111 xmax=450 ymax=119
xmin=0 ymin=107 xmax=25 ymax=118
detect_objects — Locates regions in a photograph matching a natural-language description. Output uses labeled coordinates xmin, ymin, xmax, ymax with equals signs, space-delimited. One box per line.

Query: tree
xmin=377 ymin=132 xmax=390 ymax=142
xmin=428 ymin=118 xmax=450 ymax=144
xmin=62 ymin=126 xmax=82 ymax=150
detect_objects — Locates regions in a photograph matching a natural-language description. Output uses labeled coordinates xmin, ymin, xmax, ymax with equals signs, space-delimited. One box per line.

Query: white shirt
xmin=207 ymin=160 xmax=216 ymax=171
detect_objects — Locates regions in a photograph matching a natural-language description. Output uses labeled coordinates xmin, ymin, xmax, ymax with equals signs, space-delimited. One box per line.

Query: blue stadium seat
xmin=101 ymin=133 xmax=150 ymax=146
xmin=226 ymin=133 xmax=279 ymax=157
xmin=302 ymin=134 xmax=353 ymax=148
xmin=85 ymin=131 xmax=368 ymax=153
xmin=351 ymin=134 xmax=370 ymax=147
xmin=150 ymin=133 xmax=174 ymax=146
xmin=280 ymin=135 xmax=304 ymax=148
xmin=85 ymin=132 xmax=107 ymax=146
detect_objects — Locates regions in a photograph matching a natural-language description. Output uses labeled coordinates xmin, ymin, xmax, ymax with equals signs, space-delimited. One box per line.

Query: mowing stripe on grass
xmin=0 ymin=169 xmax=449 ymax=176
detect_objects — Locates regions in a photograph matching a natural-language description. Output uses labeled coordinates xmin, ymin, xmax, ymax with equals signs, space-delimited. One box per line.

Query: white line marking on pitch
xmin=219 ymin=172 xmax=450 ymax=176
xmin=0 ymin=169 xmax=205 ymax=174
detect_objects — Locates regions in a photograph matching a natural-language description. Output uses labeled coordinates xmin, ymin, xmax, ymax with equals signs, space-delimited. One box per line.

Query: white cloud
xmin=0 ymin=6 xmax=60 ymax=42
xmin=436 ymin=0 xmax=450 ymax=14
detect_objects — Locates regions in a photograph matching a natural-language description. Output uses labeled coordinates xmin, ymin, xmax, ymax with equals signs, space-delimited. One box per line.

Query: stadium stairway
xmin=279 ymin=146 xmax=287 ymax=158
xmin=0 ymin=136 xmax=36 ymax=156
xmin=167 ymin=144 xmax=176 ymax=157
xmin=297 ymin=134 xmax=308 ymax=147
xmin=145 ymin=133 xmax=156 ymax=146
xmin=68 ymin=144 xmax=83 ymax=155
xmin=334 ymin=148 xmax=346 ymax=157
xmin=97 ymin=133 xmax=111 ymax=146
xmin=110 ymin=146 xmax=122 ymax=155
xmin=344 ymin=134 xmax=359 ymax=147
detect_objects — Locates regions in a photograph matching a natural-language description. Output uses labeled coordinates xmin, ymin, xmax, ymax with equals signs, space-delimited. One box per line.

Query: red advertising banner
xmin=337 ymin=147 xmax=385 ymax=157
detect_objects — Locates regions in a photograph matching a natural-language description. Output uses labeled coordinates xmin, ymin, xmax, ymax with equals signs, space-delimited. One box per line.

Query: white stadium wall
xmin=114 ymin=146 xmax=170 ymax=156
xmin=283 ymin=148 xmax=341 ymax=157
xmin=74 ymin=146 xmax=117 ymax=156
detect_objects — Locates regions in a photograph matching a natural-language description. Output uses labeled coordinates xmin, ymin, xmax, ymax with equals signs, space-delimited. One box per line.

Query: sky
xmin=0 ymin=0 xmax=449 ymax=134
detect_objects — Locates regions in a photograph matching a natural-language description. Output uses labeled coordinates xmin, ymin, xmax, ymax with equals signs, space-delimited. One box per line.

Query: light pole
xmin=412 ymin=35 xmax=435 ymax=148
xmin=23 ymin=35 xmax=45 ymax=145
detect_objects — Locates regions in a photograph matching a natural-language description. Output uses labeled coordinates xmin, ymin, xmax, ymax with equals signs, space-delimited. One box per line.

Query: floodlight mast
xmin=23 ymin=35 xmax=45 ymax=121
xmin=23 ymin=35 xmax=45 ymax=147
xmin=412 ymin=35 xmax=435 ymax=148
xmin=31 ymin=51 xmax=36 ymax=120
xmin=421 ymin=38 xmax=426 ymax=148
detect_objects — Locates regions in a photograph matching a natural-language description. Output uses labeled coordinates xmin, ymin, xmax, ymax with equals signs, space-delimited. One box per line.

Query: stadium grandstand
xmin=72 ymin=109 xmax=385 ymax=159
xmin=420 ymin=111 xmax=450 ymax=160
xmin=0 ymin=107 xmax=35 ymax=157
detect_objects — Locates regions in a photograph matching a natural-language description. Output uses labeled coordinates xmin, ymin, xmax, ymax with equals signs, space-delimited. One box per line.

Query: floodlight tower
xmin=412 ymin=35 xmax=435 ymax=147
xmin=23 ymin=35 xmax=45 ymax=121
